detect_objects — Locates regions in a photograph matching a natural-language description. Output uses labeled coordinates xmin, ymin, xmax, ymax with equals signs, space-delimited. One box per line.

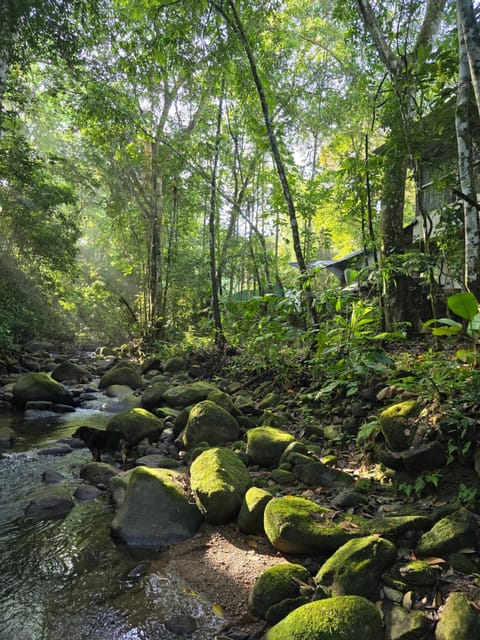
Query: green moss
xmin=107 ymin=408 xmax=163 ymax=438
xmin=265 ymin=595 xmax=383 ymax=640
xmin=246 ymin=426 xmax=295 ymax=467
xmin=249 ymin=563 xmax=311 ymax=619
xmin=415 ymin=508 xmax=476 ymax=556
xmin=436 ymin=592 xmax=480 ymax=639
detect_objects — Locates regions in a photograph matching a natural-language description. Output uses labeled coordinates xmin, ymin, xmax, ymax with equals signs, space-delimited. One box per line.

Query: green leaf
xmin=456 ymin=349 xmax=477 ymax=364
xmin=432 ymin=326 xmax=462 ymax=336
xmin=447 ymin=292 xmax=479 ymax=321
xmin=467 ymin=313 xmax=480 ymax=337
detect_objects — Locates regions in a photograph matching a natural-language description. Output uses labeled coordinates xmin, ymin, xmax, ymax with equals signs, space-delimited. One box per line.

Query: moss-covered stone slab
xmin=415 ymin=508 xmax=477 ymax=557
xmin=264 ymin=496 xmax=365 ymax=554
xmin=293 ymin=461 xmax=354 ymax=487
xmin=315 ymin=535 xmax=397 ymax=599
xmin=98 ymin=365 xmax=144 ymax=390
xmin=190 ymin=447 xmax=251 ymax=524
xmin=162 ymin=382 xmax=217 ymax=408
xmin=385 ymin=560 xmax=440 ymax=588
xmin=264 ymin=496 xmax=431 ymax=555
xmin=238 ymin=487 xmax=273 ymax=534
xmin=110 ymin=466 xmax=203 ymax=548
xmin=265 ymin=595 xmax=383 ymax=640
xmin=182 ymin=400 xmax=239 ymax=449
xmin=246 ymin=426 xmax=295 ymax=467
xmin=12 ymin=372 xmax=73 ymax=407
xmin=379 ymin=399 xmax=420 ymax=452
xmin=106 ymin=407 xmax=164 ymax=443
xmin=51 ymin=360 xmax=92 ymax=384
xmin=435 ymin=591 xmax=480 ymax=639
xmin=248 ymin=563 xmax=311 ymax=619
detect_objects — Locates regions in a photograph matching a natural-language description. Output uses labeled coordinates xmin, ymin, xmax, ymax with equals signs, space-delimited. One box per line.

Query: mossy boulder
xmin=238 ymin=487 xmax=274 ymax=534
xmin=106 ymin=407 xmax=164 ymax=443
xmin=182 ymin=400 xmax=240 ymax=449
xmin=208 ymin=389 xmax=241 ymax=416
xmin=80 ymin=461 xmax=119 ymax=486
xmin=248 ymin=563 xmax=311 ymax=620
xmin=246 ymin=426 xmax=296 ymax=467
xmin=264 ymin=496 xmax=364 ymax=555
xmin=415 ymin=508 xmax=477 ymax=556
xmin=110 ymin=466 xmax=203 ymax=548
xmin=315 ymin=535 xmax=397 ymax=599
xmin=379 ymin=399 xmax=420 ymax=451
xmin=163 ymin=356 xmax=186 ymax=374
xmin=12 ymin=372 xmax=73 ymax=407
xmin=264 ymin=595 xmax=383 ymax=640
xmin=163 ymin=382 xmax=217 ymax=408
xmin=293 ymin=461 xmax=354 ymax=487
xmin=51 ymin=360 xmax=92 ymax=384
xmin=141 ymin=381 xmax=172 ymax=410
xmin=98 ymin=365 xmax=144 ymax=390
xmin=435 ymin=592 xmax=480 ymax=639
xmin=24 ymin=484 xmax=74 ymax=520
xmin=190 ymin=447 xmax=251 ymax=523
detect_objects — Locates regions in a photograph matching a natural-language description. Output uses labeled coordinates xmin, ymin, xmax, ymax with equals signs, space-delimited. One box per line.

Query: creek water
xmin=0 ymin=399 xmax=221 ymax=640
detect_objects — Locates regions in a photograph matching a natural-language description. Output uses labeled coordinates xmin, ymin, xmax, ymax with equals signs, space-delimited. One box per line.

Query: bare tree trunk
xmin=456 ymin=14 xmax=480 ymax=297
xmin=209 ymin=83 xmax=227 ymax=348
xmin=457 ymin=0 xmax=480 ymax=118
xmin=0 ymin=1 xmax=12 ymax=131
xmin=211 ymin=0 xmax=319 ymax=329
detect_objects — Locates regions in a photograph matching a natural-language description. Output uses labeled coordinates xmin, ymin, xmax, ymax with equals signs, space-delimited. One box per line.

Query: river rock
xmin=190 ymin=447 xmax=251 ymax=523
xmin=265 ymin=595 xmax=383 ymax=640
xmin=207 ymin=389 xmax=241 ymax=416
xmin=238 ymin=487 xmax=274 ymax=534
xmin=80 ymin=461 xmax=120 ymax=486
xmin=98 ymin=365 xmax=144 ymax=390
xmin=182 ymin=400 xmax=240 ymax=449
xmin=163 ymin=356 xmax=185 ymax=374
xmin=415 ymin=508 xmax=477 ymax=556
xmin=25 ymin=484 xmax=74 ymax=520
xmin=37 ymin=443 xmax=74 ymax=456
xmin=106 ymin=407 xmax=164 ymax=443
xmin=293 ymin=460 xmax=355 ymax=487
xmin=315 ymin=535 xmax=397 ymax=599
xmin=51 ymin=360 xmax=92 ymax=384
xmin=141 ymin=381 xmax=171 ymax=409
xmin=383 ymin=601 xmax=431 ymax=640
xmin=0 ymin=426 xmax=16 ymax=448
xmin=74 ymin=484 xmax=104 ymax=501
xmin=12 ymin=372 xmax=73 ymax=407
xmin=246 ymin=426 xmax=295 ymax=467
xmin=110 ymin=466 xmax=203 ymax=548
xmin=435 ymin=591 xmax=480 ymax=639
xmin=162 ymin=382 xmax=217 ymax=408
xmin=379 ymin=400 xmax=420 ymax=452
xmin=248 ymin=563 xmax=311 ymax=620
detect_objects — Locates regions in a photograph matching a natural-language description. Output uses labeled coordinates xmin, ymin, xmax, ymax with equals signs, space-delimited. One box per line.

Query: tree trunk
xmin=209 ymin=83 xmax=227 ymax=348
xmin=148 ymin=140 xmax=163 ymax=336
xmin=212 ymin=0 xmax=320 ymax=329
xmin=0 ymin=1 xmax=12 ymax=131
xmin=456 ymin=15 xmax=480 ymax=297
xmin=457 ymin=0 xmax=480 ymax=119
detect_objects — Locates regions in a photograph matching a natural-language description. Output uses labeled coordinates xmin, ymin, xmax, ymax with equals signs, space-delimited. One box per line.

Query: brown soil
xmin=157 ymin=522 xmax=287 ymax=636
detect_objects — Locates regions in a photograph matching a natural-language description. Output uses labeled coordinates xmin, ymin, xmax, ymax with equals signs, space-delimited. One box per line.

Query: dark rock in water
xmin=37 ymin=443 xmax=74 ymax=456
xmin=164 ymin=614 xmax=198 ymax=636
xmin=123 ymin=562 xmax=150 ymax=582
xmin=0 ymin=426 xmax=16 ymax=449
xmin=80 ymin=461 xmax=120 ymax=486
xmin=42 ymin=470 xmax=65 ymax=484
xmin=25 ymin=400 xmax=54 ymax=411
xmin=51 ymin=360 xmax=92 ymax=384
xmin=74 ymin=484 xmax=104 ymax=501
xmin=25 ymin=484 xmax=74 ymax=520
xmin=52 ymin=404 xmax=76 ymax=413
xmin=0 ymin=400 xmax=12 ymax=412
xmin=13 ymin=372 xmax=73 ymax=407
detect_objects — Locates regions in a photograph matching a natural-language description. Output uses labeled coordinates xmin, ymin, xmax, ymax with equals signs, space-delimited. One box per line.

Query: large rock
xmin=238 ymin=487 xmax=273 ymax=534
xmin=190 ymin=447 xmax=251 ymax=524
xmin=51 ymin=360 xmax=92 ymax=384
xmin=379 ymin=400 xmax=420 ymax=452
xmin=106 ymin=407 xmax=164 ymax=443
xmin=24 ymin=484 xmax=74 ymax=520
xmin=264 ymin=496 xmax=430 ymax=555
xmin=246 ymin=426 xmax=295 ymax=467
xmin=141 ymin=381 xmax=172 ymax=410
xmin=383 ymin=601 xmax=431 ymax=640
xmin=110 ymin=466 xmax=203 ymax=548
xmin=80 ymin=461 xmax=120 ymax=486
xmin=182 ymin=400 xmax=240 ymax=449
xmin=415 ymin=508 xmax=478 ymax=556
xmin=293 ymin=461 xmax=354 ymax=487
xmin=248 ymin=563 xmax=311 ymax=620
xmin=265 ymin=595 xmax=383 ymax=640
xmin=315 ymin=535 xmax=397 ymax=599
xmin=162 ymin=382 xmax=217 ymax=408
xmin=435 ymin=591 xmax=480 ymax=640
xmin=98 ymin=365 xmax=144 ymax=390
xmin=12 ymin=372 xmax=73 ymax=407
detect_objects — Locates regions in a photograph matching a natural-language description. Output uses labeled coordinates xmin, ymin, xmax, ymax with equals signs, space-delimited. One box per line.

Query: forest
xmin=3 ymin=1 xmax=480 ymax=639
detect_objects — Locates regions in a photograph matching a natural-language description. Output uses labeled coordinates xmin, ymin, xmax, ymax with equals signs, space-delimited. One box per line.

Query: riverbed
xmin=0 ymin=404 xmax=222 ymax=640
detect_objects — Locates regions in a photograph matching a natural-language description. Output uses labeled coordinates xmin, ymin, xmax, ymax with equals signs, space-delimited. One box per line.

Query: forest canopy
xmin=0 ymin=0 xmax=478 ymax=353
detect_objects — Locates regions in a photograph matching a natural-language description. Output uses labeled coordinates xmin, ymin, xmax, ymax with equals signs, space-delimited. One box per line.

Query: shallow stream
xmin=0 ymin=399 xmax=220 ymax=640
